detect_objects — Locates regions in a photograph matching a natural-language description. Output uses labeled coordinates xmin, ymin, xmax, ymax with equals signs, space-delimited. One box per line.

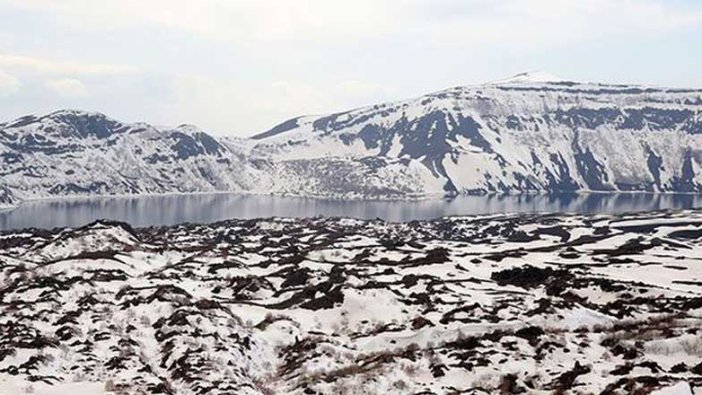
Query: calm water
xmin=2 ymin=193 xmax=702 ymax=230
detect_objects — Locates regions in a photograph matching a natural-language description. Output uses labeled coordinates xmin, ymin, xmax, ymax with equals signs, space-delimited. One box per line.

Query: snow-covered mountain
xmin=3 ymin=73 xmax=702 ymax=208
xmin=251 ymin=72 xmax=702 ymax=196
xmin=0 ymin=110 xmax=263 ymax=209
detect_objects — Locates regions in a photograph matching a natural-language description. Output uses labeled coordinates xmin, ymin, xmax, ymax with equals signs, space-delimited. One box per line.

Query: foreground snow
xmin=1 ymin=210 xmax=702 ymax=394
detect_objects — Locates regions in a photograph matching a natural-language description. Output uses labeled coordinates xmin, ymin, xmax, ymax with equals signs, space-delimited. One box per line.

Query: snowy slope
xmin=2 ymin=210 xmax=702 ymax=393
xmin=0 ymin=110 xmax=263 ymax=207
xmin=3 ymin=73 xmax=702 ymax=206
xmin=251 ymin=72 xmax=702 ymax=195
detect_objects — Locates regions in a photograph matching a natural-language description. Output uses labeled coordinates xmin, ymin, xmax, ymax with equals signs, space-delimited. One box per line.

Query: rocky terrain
xmin=1 ymin=210 xmax=702 ymax=394
xmin=3 ymin=73 xmax=702 ymax=208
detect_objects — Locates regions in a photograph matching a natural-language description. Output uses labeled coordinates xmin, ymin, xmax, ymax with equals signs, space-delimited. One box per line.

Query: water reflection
xmin=1 ymin=193 xmax=701 ymax=230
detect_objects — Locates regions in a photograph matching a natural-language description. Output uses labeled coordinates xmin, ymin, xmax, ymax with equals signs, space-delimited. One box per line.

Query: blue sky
xmin=0 ymin=0 xmax=701 ymax=136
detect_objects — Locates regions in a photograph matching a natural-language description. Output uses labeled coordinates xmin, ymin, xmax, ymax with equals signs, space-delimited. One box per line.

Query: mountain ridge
xmin=252 ymin=73 xmax=702 ymax=195
xmin=2 ymin=73 xmax=702 ymax=209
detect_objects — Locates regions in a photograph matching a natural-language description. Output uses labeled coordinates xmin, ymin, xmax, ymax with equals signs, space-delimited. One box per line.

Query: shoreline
xmin=1 ymin=190 xmax=445 ymax=213
xmin=6 ymin=188 xmax=702 ymax=213
xmin=0 ymin=189 xmax=701 ymax=228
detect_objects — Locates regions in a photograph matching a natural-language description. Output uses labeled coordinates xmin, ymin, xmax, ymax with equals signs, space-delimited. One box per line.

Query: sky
xmin=0 ymin=0 xmax=701 ymax=137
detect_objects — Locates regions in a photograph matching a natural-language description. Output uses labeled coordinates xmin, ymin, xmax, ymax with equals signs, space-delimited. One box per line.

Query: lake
xmin=2 ymin=193 xmax=702 ymax=230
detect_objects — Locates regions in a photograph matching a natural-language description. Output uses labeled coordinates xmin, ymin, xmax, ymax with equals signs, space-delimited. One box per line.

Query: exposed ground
xmin=1 ymin=210 xmax=702 ymax=394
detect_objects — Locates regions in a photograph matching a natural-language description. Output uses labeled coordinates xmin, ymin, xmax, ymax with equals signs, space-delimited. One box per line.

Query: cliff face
xmin=252 ymin=72 xmax=702 ymax=196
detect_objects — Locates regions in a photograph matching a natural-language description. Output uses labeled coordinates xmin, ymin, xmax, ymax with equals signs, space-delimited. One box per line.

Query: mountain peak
xmin=491 ymin=71 xmax=568 ymax=85
xmin=1 ymin=109 xmax=110 ymax=129
xmin=44 ymin=109 xmax=108 ymax=119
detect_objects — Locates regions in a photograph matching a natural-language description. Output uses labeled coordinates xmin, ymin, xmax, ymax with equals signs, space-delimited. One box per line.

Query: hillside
xmin=251 ymin=72 xmax=702 ymax=196
xmin=2 ymin=73 xmax=702 ymax=207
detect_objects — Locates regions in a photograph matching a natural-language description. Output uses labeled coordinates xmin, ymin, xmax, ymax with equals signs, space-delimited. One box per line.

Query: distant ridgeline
xmin=2 ymin=72 xmax=702 ymax=208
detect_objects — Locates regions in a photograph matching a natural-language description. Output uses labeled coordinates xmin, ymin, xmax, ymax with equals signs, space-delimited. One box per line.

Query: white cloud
xmin=0 ymin=0 xmax=398 ymax=44
xmin=408 ymin=0 xmax=702 ymax=49
xmin=0 ymin=69 xmax=21 ymax=97
xmin=0 ymin=54 xmax=138 ymax=75
xmin=46 ymin=78 xmax=89 ymax=97
xmin=3 ymin=0 xmax=700 ymax=49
